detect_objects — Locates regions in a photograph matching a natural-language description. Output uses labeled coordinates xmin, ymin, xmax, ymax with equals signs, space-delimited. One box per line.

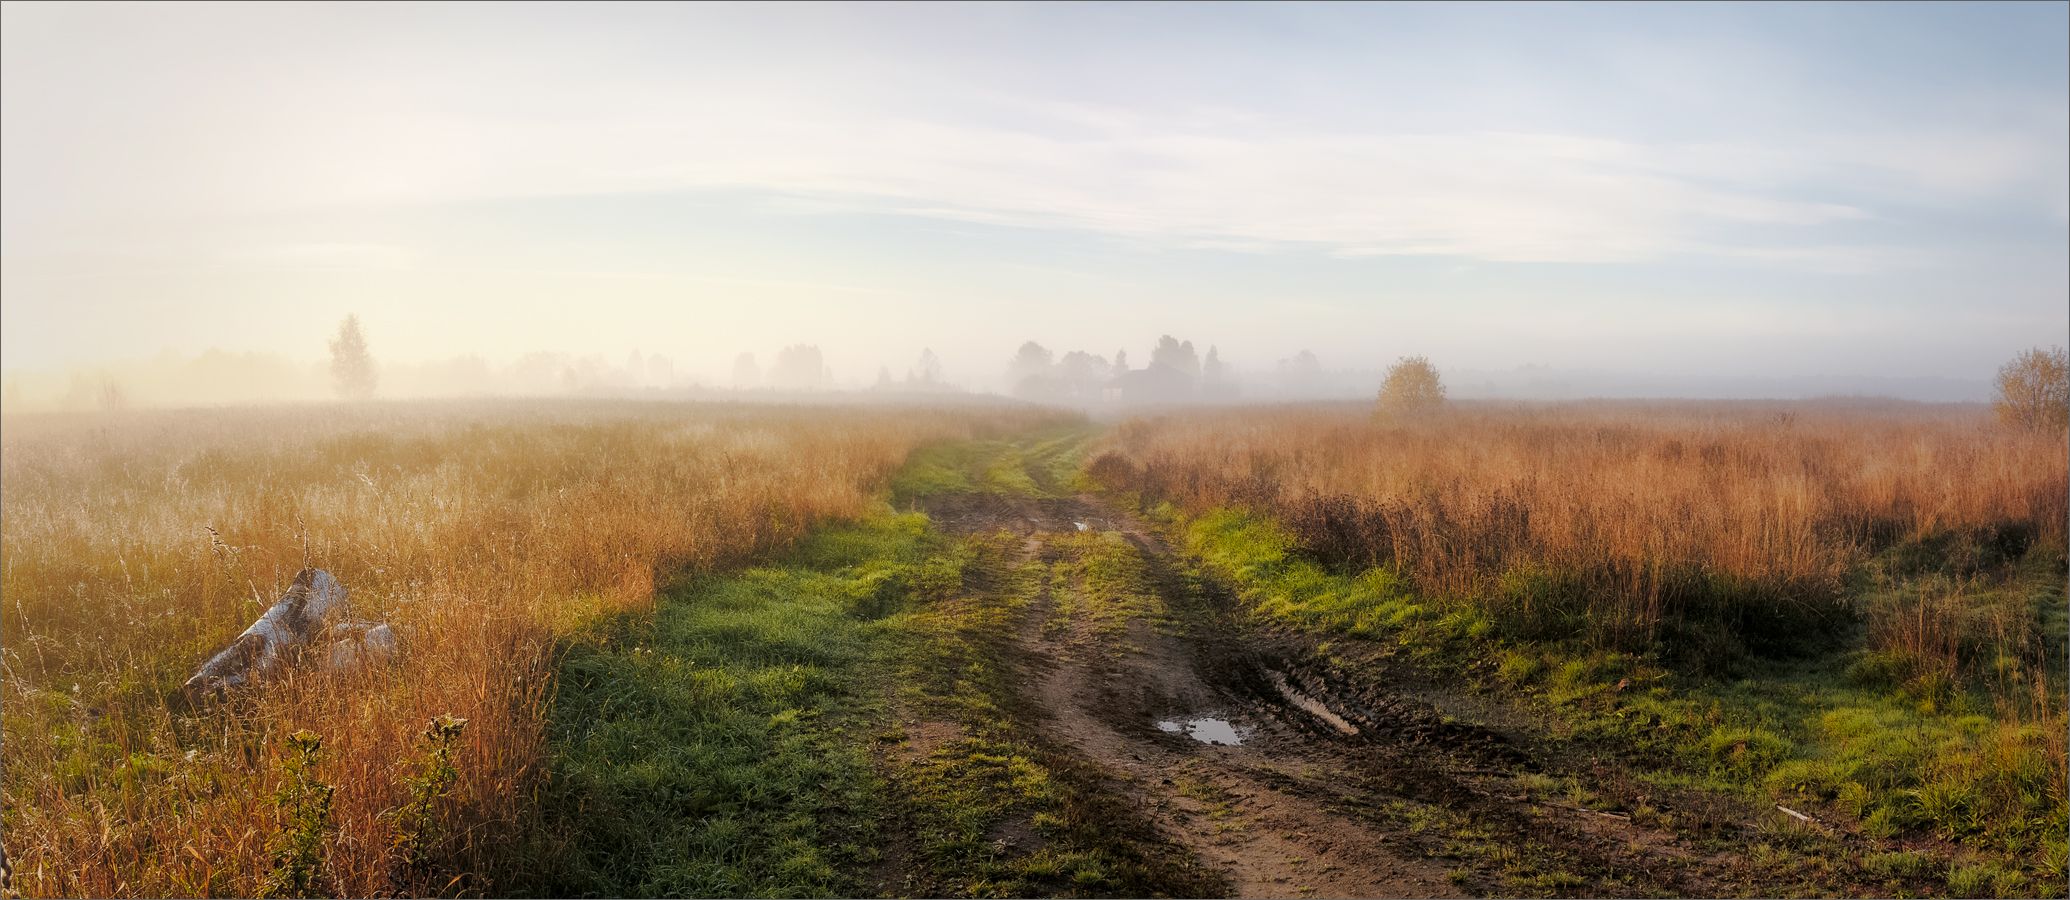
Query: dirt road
xmin=901 ymin=439 xmax=1777 ymax=898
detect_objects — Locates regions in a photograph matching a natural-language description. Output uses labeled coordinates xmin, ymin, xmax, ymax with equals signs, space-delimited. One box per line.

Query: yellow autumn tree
xmin=1377 ymin=355 xmax=1445 ymax=417
xmin=1994 ymin=346 xmax=2069 ymax=432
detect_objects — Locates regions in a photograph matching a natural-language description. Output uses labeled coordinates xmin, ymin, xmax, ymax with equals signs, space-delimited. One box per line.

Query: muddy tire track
xmin=926 ymin=490 xmax=1462 ymax=896
xmin=917 ymin=488 xmax=1775 ymax=898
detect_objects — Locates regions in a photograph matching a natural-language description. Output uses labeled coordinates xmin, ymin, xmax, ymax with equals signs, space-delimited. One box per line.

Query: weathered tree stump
xmin=181 ymin=568 xmax=348 ymax=699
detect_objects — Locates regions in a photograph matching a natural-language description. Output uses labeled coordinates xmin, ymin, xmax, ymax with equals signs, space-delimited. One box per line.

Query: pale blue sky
xmin=2 ymin=1 xmax=2065 ymax=390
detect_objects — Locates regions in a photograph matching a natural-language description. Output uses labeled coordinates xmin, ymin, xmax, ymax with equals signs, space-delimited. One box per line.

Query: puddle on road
xmin=1155 ymin=715 xmax=1250 ymax=746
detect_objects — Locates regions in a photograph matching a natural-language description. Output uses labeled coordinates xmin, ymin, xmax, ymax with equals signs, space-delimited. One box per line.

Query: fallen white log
xmin=182 ymin=568 xmax=347 ymax=699
xmin=323 ymin=621 xmax=398 ymax=674
xmin=1776 ymin=804 xmax=1814 ymax=824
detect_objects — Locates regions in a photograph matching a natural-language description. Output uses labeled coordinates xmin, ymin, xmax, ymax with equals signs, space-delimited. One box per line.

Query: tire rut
xmin=1019 ymin=547 xmax=1464 ymax=898
xmin=924 ymin=485 xmax=1765 ymax=898
xmin=929 ymin=489 xmax=1459 ymax=897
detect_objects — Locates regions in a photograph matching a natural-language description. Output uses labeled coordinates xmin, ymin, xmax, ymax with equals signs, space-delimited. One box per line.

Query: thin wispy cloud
xmin=657 ymin=120 xmax=1878 ymax=264
xmin=1 ymin=1 xmax=2063 ymax=384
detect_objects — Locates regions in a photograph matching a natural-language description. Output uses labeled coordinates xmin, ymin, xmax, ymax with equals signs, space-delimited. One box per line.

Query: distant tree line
xmin=1003 ymin=335 xmax=1241 ymax=404
xmin=304 ymin=318 xmax=2069 ymax=429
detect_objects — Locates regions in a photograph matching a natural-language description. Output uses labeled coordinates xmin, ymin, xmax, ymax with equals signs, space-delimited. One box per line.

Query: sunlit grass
xmin=1094 ymin=401 xmax=2067 ymax=671
xmin=525 ymin=513 xmax=937 ymax=897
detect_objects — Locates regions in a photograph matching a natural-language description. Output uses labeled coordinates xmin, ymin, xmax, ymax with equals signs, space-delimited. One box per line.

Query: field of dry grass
xmin=0 ymin=399 xmax=1068 ymax=898
xmin=1093 ymin=400 xmax=2066 ymax=667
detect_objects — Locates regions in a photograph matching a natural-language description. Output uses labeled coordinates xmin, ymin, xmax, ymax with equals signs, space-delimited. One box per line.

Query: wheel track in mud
xmin=916 ymin=482 xmax=1767 ymax=898
xmin=1014 ymin=528 xmax=1466 ymax=898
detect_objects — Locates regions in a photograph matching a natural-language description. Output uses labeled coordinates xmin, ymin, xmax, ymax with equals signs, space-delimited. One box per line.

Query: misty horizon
xmin=0 ymin=330 xmax=2012 ymax=413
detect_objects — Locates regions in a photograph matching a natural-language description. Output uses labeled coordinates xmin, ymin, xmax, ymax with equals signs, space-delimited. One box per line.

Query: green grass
xmin=1018 ymin=426 xmax=1104 ymax=495
xmin=890 ymin=442 xmax=987 ymax=502
xmin=1176 ymin=505 xmax=1486 ymax=652
xmin=894 ymin=437 xmax=1036 ymax=501
xmin=524 ymin=512 xmax=943 ymax=897
xmin=1043 ymin=531 xmax=1172 ymax=651
xmin=886 ymin=723 xmax=1216 ymax=899
xmin=890 ymin=426 xmax=1102 ymax=505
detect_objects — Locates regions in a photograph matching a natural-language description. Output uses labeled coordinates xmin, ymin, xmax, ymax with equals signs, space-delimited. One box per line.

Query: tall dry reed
xmin=1093 ymin=400 xmax=2067 ymax=666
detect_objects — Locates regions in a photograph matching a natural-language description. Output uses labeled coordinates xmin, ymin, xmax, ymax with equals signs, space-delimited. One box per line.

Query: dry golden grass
xmin=0 ymin=398 xmax=1067 ymax=898
xmin=1093 ymin=400 xmax=2067 ymax=663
